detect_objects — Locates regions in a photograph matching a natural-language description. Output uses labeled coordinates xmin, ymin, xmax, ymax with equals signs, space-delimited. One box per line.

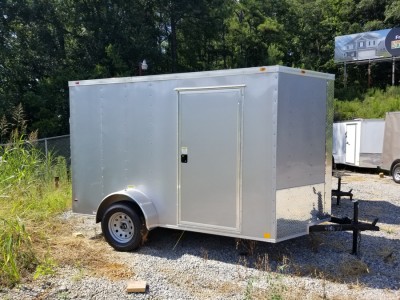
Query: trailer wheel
xmin=101 ymin=204 xmax=143 ymax=251
xmin=392 ymin=163 xmax=400 ymax=184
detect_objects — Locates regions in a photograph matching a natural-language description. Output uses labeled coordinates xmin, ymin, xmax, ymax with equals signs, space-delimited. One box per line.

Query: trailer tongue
xmin=310 ymin=199 xmax=379 ymax=255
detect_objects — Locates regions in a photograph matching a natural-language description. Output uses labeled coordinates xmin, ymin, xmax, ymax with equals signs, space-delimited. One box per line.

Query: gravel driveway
xmin=2 ymin=172 xmax=399 ymax=299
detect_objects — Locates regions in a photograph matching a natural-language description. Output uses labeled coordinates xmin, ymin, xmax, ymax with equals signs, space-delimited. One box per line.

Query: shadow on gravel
xmin=332 ymin=198 xmax=400 ymax=225
xmin=137 ymin=220 xmax=399 ymax=291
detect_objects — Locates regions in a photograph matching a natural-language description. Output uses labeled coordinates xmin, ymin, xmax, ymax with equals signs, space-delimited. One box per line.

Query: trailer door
xmin=346 ymin=123 xmax=357 ymax=164
xmin=178 ymin=86 xmax=243 ymax=232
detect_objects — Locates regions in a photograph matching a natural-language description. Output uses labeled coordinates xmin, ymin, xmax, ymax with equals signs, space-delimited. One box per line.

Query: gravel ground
xmin=1 ymin=171 xmax=400 ymax=300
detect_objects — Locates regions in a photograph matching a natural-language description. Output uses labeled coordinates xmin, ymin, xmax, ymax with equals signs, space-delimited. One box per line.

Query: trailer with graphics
xmin=69 ymin=66 xmax=378 ymax=252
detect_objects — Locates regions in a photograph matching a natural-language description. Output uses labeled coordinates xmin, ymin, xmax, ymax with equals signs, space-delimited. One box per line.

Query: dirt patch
xmin=339 ymin=175 xmax=368 ymax=183
xmin=28 ymin=216 xmax=133 ymax=281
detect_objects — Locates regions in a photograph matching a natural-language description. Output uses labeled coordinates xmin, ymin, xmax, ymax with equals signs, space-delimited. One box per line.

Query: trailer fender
xmin=96 ymin=189 xmax=159 ymax=230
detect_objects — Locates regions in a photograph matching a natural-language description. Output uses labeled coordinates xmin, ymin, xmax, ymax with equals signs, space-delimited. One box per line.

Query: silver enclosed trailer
xmin=69 ymin=66 xmax=334 ymax=251
xmin=333 ymin=119 xmax=385 ymax=168
xmin=382 ymin=111 xmax=400 ymax=183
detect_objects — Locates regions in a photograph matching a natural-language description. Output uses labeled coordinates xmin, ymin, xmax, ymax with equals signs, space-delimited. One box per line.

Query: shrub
xmin=334 ymin=86 xmax=400 ymax=121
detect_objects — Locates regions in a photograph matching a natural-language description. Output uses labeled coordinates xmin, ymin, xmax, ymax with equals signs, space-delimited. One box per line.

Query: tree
xmin=0 ymin=0 xmax=163 ymax=136
xmin=224 ymin=0 xmax=287 ymax=68
xmin=2 ymin=0 xmax=400 ymax=137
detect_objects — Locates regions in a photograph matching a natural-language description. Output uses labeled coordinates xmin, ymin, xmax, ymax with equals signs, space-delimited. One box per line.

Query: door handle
xmin=181 ymin=154 xmax=188 ymax=163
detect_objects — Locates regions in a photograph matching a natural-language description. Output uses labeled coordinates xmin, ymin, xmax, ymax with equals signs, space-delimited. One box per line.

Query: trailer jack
xmin=332 ymin=174 xmax=353 ymax=205
xmin=309 ymin=200 xmax=379 ymax=255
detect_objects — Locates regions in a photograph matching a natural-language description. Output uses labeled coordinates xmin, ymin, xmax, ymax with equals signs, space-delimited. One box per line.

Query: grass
xmin=239 ymin=252 xmax=290 ymax=300
xmin=46 ymin=223 xmax=133 ymax=280
xmin=376 ymin=246 xmax=396 ymax=264
xmin=0 ymin=217 xmax=37 ymax=285
xmin=380 ymin=225 xmax=396 ymax=235
xmin=0 ymin=129 xmax=71 ymax=287
xmin=0 ymin=130 xmax=134 ymax=287
xmin=338 ymin=256 xmax=369 ymax=277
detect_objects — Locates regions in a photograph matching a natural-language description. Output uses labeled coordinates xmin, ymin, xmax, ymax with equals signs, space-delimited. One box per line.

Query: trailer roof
xmin=68 ymin=66 xmax=334 ymax=87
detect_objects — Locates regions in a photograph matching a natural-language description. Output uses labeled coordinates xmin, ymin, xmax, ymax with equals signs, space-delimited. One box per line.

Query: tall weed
xmin=0 ymin=131 xmax=45 ymax=195
xmin=0 ymin=130 xmax=71 ymax=287
xmin=0 ymin=218 xmax=37 ymax=286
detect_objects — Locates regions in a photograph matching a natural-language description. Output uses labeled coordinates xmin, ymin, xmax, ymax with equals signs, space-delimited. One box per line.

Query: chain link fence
xmin=0 ymin=134 xmax=71 ymax=166
xmin=34 ymin=135 xmax=71 ymax=165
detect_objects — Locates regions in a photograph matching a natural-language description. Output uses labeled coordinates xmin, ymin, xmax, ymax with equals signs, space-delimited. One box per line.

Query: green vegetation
xmin=33 ymin=257 xmax=57 ymax=280
xmin=335 ymin=86 xmax=400 ymax=121
xmin=2 ymin=0 xmax=400 ymax=136
xmin=0 ymin=218 xmax=36 ymax=286
xmin=0 ymin=130 xmax=71 ymax=287
xmin=242 ymin=254 xmax=289 ymax=300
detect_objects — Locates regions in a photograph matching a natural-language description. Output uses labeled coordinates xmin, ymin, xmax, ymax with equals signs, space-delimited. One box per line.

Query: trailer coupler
xmin=309 ymin=200 xmax=379 ymax=255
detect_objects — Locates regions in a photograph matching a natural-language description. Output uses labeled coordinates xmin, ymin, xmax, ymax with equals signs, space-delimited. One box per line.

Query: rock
xmin=58 ymin=285 xmax=68 ymax=292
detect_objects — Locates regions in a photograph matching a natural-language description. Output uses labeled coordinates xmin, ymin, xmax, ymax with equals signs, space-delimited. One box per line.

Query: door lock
xmin=181 ymin=154 xmax=188 ymax=163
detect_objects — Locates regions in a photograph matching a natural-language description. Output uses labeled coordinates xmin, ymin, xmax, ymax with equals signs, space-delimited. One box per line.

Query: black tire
xmin=392 ymin=163 xmax=400 ymax=184
xmin=101 ymin=204 xmax=143 ymax=251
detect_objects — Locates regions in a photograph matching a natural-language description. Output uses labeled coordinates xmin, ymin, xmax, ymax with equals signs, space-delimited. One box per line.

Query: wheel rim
xmin=108 ymin=212 xmax=135 ymax=243
xmin=394 ymin=167 xmax=400 ymax=181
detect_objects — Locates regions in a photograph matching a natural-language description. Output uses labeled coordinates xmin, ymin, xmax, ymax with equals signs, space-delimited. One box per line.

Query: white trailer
xmin=333 ymin=119 xmax=385 ymax=168
xmin=69 ymin=66 xmax=334 ymax=251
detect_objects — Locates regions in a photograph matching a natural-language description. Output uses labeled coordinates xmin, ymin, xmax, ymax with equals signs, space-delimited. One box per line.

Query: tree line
xmin=1 ymin=0 xmax=400 ymax=138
